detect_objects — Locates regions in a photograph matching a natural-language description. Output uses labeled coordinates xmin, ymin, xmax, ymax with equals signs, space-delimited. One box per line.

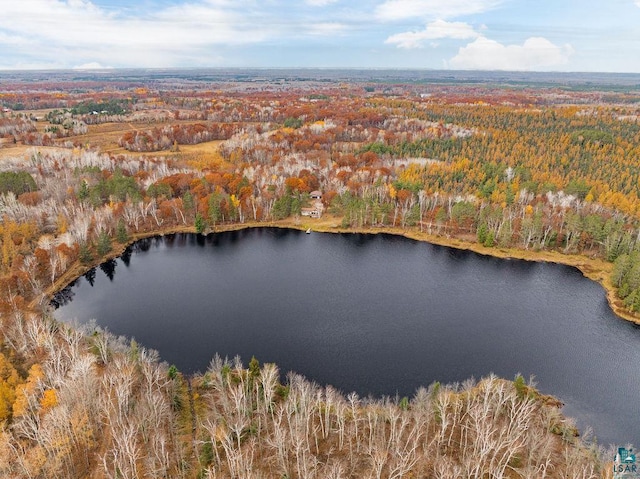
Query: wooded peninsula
xmin=1 ymin=69 xmax=636 ymax=477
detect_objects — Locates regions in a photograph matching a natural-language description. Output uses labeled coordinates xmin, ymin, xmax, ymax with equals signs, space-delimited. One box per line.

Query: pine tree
xmin=96 ymin=231 xmax=112 ymax=256
xmin=79 ymin=242 xmax=93 ymax=265
xmin=195 ymin=214 xmax=206 ymax=234
xmin=116 ymin=219 xmax=128 ymax=244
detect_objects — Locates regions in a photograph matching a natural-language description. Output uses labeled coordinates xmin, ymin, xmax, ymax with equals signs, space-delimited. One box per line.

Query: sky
xmin=1 ymin=0 xmax=640 ymax=72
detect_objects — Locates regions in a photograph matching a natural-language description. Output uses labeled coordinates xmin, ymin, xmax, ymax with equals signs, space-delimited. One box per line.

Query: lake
xmin=53 ymin=228 xmax=640 ymax=446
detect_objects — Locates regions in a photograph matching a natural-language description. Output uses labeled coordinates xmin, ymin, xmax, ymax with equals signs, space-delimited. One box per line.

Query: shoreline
xmin=43 ymin=217 xmax=640 ymax=326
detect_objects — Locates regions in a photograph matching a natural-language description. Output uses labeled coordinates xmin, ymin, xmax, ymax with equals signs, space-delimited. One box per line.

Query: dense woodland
xmin=0 ymin=72 xmax=637 ymax=477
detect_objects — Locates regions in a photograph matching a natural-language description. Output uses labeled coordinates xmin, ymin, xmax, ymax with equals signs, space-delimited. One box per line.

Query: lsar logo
xmin=614 ymin=447 xmax=638 ymax=477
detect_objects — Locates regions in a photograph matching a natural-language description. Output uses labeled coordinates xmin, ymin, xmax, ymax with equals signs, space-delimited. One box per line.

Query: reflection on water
xmin=99 ymin=259 xmax=117 ymax=281
xmin=84 ymin=268 xmax=96 ymax=287
xmin=53 ymin=229 xmax=640 ymax=446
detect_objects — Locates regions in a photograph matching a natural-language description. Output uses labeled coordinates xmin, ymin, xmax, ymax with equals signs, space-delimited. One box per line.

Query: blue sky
xmin=2 ymin=0 xmax=640 ymax=72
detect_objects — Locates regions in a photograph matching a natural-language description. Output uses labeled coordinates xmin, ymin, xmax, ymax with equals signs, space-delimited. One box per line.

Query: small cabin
xmin=301 ymin=207 xmax=322 ymax=218
xmin=310 ymin=190 xmax=322 ymax=200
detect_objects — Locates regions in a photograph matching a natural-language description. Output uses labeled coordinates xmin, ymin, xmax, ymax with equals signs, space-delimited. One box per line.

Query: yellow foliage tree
xmin=0 ymin=227 xmax=15 ymax=273
xmin=388 ymin=183 xmax=397 ymax=200
xmin=39 ymin=389 xmax=57 ymax=413
xmin=0 ymin=352 xmax=21 ymax=422
xmin=56 ymin=215 xmax=68 ymax=235
xmin=12 ymin=363 xmax=44 ymax=418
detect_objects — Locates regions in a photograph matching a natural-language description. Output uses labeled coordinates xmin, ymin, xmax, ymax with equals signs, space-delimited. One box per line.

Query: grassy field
xmin=0 ymin=111 xmax=228 ymax=169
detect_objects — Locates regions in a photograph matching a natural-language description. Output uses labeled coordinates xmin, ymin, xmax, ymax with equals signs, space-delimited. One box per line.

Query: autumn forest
xmin=0 ymin=69 xmax=638 ymax=477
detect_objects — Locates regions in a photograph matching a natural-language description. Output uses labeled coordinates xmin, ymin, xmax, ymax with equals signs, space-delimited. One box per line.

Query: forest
xmin=0 ymin=70 xmax=637 ymax=477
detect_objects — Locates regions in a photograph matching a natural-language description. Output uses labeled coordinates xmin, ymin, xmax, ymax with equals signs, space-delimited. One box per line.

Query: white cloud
xmin=636 ymin=0 xmax=640 ymax=7
xmin=0 ymin=0 xmax=380 ymax=68
xmin=0 ymin=0 xmax=277 ymax=68
xmin=375 ymin=0 xmax=503 ymax=21
xmin=3 ymin=0 xmax=268 ymax=46
xmin=306 ymin=0 xmax=339 ymax=5
xmin=307 ymin=22 xmax=348 ymax=36
xmin=448 ymin=36 xmax=574 ymax=70
xmin=385 ymin=20 xmax=479 ymax=49
xmin=73 ymin=62 xmax=112 ymax=70
xmin=0 ymin=32 xmax=33 ymax=46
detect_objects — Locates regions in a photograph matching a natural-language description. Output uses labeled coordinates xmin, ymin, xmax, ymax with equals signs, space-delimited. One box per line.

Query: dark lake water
xmin=53 ymin=228 xmax=640 ymax=446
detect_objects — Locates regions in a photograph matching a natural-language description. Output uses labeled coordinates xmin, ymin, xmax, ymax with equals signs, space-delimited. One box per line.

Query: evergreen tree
xmin=183 ymin=191 xmax=194 ymax=214
xmin=249 ymin=356 xmax=260 ymax=379
xmin=272 ymin=195 xmax=292 ymax=220
xmin=195 ymin=214 xmax=206 ymax=234
xmin=208 ymin=193 xmax=222 ymax=227
xmin=96 ymin=231 xmax=112 ymax=256
xmin=484 ymin=230 xmax=495 ymax=247
xmin=77 ymin=180 xmax=89 ymax=201
xmin=79 ymin=242 xmax=93 ymax=265
xmin=477 ymin=223 xmax=488 ymax=244
xmin=116 ymin=219 xmax=128 ymax=243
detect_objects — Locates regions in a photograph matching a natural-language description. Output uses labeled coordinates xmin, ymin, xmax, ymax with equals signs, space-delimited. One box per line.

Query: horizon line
xmin=1 ymin=67 xmax=640 ymax=75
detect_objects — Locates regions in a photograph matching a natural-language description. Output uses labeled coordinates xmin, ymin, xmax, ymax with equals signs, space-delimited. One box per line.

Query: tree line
xmin=0 ymin=79 xmax=638 ymax=477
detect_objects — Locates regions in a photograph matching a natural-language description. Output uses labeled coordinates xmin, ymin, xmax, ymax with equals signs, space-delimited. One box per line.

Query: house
xmin=301 ymin=207 xmax=322 ymax=218
xmin=301 ymin=191 xmax=324 ymax=218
